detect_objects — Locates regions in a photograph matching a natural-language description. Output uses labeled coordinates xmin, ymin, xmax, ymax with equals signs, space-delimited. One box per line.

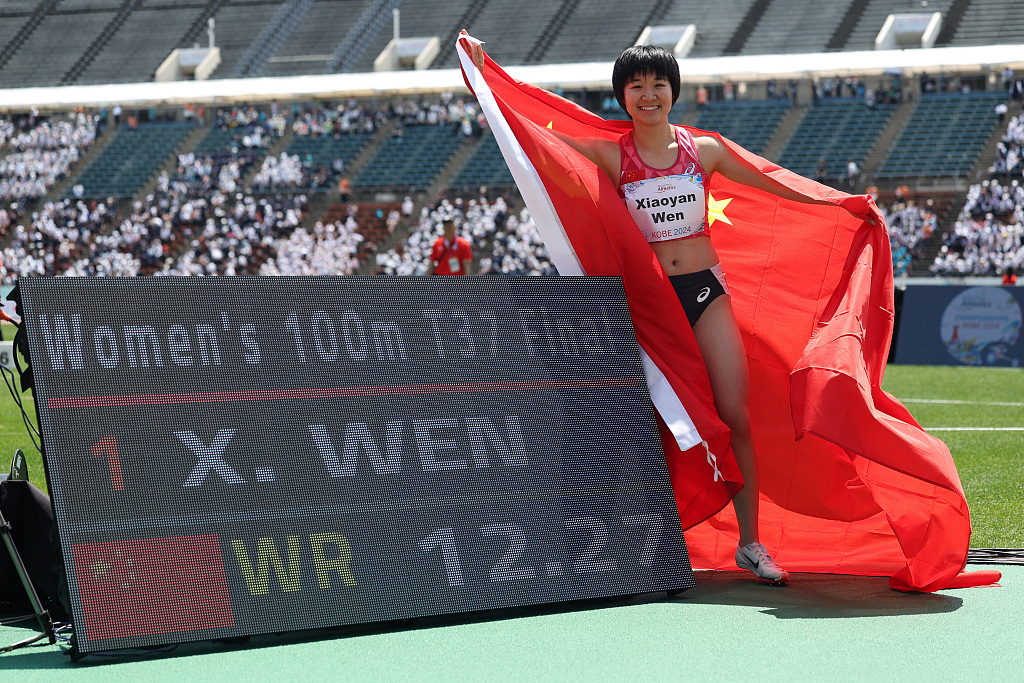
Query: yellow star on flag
xmin=707 ymin=192 xmax=734 ymax=227
xmin=546 ymin=121 xmax=553 ymax=129
xmin=91 ymin=558 xmax=111 ymax=579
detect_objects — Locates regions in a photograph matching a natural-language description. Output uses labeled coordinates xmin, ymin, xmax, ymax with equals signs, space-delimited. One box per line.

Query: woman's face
xmin=623 ymin=71 xmax=673 ymax=124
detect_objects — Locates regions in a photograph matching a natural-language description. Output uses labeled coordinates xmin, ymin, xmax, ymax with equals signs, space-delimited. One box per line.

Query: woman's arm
xmin=695 ymin=135 xmax=831 ymax=206
xmin=462 ymin=31 xmax=620 ymax=184
xmin=694 ymin=134 xmax=876 ymax=223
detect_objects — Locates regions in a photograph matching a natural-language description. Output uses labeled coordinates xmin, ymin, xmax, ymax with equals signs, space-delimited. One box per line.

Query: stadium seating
xmin=260 ymin=0 xmax=377 ymax=77
xmin=0 ymin=11 xmax=111 ymax=87
xmin=740 ymin=0 xmax=850 ymax=55
xmin=776 ymin=99 xmax=896 ymax=181
xmin=841 ymin=0 xmax=955 ymax=52
xmin=68 ymin=122 xmax=196 ymax=199
xmin=951 ymin=0 xmax=1024 ymax=47
xmin=434 ymin=0 xmax=562 ymax=68
xmin=877 ymin=92 xmax=1006 ymax=179
xmin=694 ymin=99 xmax=790 ymax=155
xmin=449 ymin=133 xmax=514 ymax=191
xmin=652 ymin=0 xmax=757 ymax=58
xmin=353 ymin=124 xmax=466 ymax=191
xmin=1 ymin=0 xmax=1024 ymax=84
xmin=75 ymin=5 xmax=203 ymax=85
xmin=201 ymin=2 xmax=286 ymax=79
xmin=537 ymin=0 xmax=649 ymax=65
xmin=195 ymin=123 xmax=269 ymax=155
xmin=284 ymin=129 xmax=376 ymax=187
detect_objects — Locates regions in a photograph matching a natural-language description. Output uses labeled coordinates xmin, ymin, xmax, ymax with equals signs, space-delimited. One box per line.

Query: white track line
xmin=924 ymin=427 xmax=1024 ymax=431
xmin=898 ymin=398 xmax=1024 ymax=407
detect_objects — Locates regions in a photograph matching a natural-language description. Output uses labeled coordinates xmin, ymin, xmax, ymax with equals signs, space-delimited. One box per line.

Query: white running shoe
xmin=735 ymin=542 xmax=790 ymax=584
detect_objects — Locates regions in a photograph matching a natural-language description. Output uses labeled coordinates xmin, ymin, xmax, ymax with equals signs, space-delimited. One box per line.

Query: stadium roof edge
xmin=3 ymin=44 xmax=1024 ymax=112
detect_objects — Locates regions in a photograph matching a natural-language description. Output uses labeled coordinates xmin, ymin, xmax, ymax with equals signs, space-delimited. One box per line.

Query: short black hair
xmin=612 ymin=45 xmax=681 ymax=113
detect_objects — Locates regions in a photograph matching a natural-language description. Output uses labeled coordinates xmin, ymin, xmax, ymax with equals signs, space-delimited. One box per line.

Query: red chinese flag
xmin=458 ymin=35 xmax=998 ymax=591
xmin=71 ymin=534 xmax=234 ymax=642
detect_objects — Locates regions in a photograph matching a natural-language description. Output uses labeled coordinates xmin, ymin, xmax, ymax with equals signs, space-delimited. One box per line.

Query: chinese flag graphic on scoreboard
xmin=71 ymin=535 xmax=234 ymax=641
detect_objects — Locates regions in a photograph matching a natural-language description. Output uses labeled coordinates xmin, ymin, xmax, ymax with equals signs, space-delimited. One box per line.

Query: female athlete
xmin=465 ymin=37 xmax=871 ymax=583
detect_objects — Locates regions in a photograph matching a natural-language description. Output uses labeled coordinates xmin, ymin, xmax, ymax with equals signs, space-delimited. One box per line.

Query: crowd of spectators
xmin=993 ymin=110 xmax=1024 ymax=176
xmin=251 ymin=153 xmax=309 ymax=190
xmin=213 ymin=105 xmax=287 ymax=146
xmin=392 ymin=91 xmax=485 ymax=135
xmin=0 ymin=112 xmax=98 ymax=205
xmin=1 ymin=198 xmax=117 ymax=283
xmin=60 ymin=151 xmax=265 ymax=276
xmin=291 ymin=99 xmax=382 ymax=137
xmin=154 ymin=193 xmax=307 ymax=277
xmin=874 ymin=186 xmax=937 ymax=277
xmin=375 ymin=194 xmax=554 ymax=277
xmin=260 ymin=218 xmax=363 ymax=276
xmin=931 ymin=179 xmax=1024 ymax=277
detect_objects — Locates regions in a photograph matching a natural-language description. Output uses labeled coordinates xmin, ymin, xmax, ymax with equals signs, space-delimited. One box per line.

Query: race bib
xmin=621 ymin=173 xmax=706 ymax=243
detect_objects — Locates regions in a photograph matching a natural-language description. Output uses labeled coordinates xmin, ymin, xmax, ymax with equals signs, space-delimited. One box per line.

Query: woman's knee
xmin=717 ymin=405 xmax=752 ymax=438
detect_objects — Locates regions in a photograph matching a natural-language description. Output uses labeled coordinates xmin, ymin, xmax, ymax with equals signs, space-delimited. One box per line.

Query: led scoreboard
xmin=12 ymin=277 xmax=694 ymax=656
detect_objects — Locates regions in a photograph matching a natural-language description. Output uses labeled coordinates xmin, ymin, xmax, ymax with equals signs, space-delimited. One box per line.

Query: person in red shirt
xmin=430 ymin=218 xmax=472 ymax=275
xmin=1003 ymin=266 xmax=1017 ymax=285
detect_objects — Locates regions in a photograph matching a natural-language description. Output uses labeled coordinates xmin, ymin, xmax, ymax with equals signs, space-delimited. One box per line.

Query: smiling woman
xmin=462 ymin=35 xmax=877 ymax=585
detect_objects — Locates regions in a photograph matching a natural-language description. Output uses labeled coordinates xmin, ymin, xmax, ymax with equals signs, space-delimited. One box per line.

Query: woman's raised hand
xmin=459 ymin=29 xmax=485 ymax=70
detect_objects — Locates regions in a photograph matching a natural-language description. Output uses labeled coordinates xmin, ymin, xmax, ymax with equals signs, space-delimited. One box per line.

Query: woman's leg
xmin=691 ymin=294 xmax=759 ymax=546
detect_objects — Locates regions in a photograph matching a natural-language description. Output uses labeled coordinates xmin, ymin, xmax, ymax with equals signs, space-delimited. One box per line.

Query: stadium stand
xmin=284 ymin=103 xmax=380 ymax=190
xmin=4 ymin=0 xmax=1024 ymax=284
xmin=931 ymin=179 xmax=1024 ymax=276
xmin=877 ymin=92 xmax=1006 ymax=179
xmin=374 ymin=195 xmax=550 ymax=276
xmin=317 ymin=200 xmax=400 ymax=263
xmin=74 ymin=4 xmax=204 ymax=85
xmin=531 ymin=0 xmax=650 ymax=65
xmin=69 ymin=121 xmax=196 ymax=199
xmin=929 ymin=105 xmax=1024 ymax=276
xmin=841 ymin=0 xmax=955 ymax=52
xmin=449 ymin=133 xmax=514 ymax=192
xmin=1 ymin=0 xmax=1023 ymax=83
xmin=2 ymin=197 xmax=119 ymax=283
xmin=739 ymin=0 xmax=850 ymax=55
xmin=154 ymin=193 xmax=307 ymax=275
xmin=195 ymin=106 xmax=284 ymax=154
xmin=776 ymin=99 xmax=897 ymax=183
xmin=199 ymin=1 xmax=286 ymax=79
xmin=950 ymin=0 xmax=1024 ymax=47
xmin=694 ymin=99 xmax=790 ymax=156
xmin=0 ymin=112 xmax=98 ymax=205
xmin=233 ymin=0 xmax=316 ymax=78
xmin=0 ymin=10 xmax=112 ymax=87
xmin=260 ymin=0 xmax=379 ymax=77
xmin=354 ymin=123 xmax=467 ymax=191
xmin=325 ymin=0 xmax=401 ymax=73
xmin=260 ymin=219 xmax=364 ymax=275
xmin=434 ymin=0 xmax=564 ymax=69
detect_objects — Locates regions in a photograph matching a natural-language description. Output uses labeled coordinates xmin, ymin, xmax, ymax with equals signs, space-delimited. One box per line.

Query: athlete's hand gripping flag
xmin=457 ymin=34 xmax=998 ymax=591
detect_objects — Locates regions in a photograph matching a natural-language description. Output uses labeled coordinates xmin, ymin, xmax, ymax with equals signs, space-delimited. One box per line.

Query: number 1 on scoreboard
xmin=91 ymin=435 xmax=125 ymax=492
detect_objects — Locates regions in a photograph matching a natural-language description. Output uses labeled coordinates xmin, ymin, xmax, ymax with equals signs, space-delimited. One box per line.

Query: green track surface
xmin=1 ymin=568 xmax=1020 ymax=680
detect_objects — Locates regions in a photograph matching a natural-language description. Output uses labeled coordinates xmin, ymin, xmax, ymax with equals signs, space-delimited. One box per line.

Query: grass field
xmin=1 ymin=329 xmax=1020 ymax=548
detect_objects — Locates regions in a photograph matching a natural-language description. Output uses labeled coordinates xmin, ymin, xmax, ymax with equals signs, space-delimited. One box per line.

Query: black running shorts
xmin=668 ymin=265 xmax=729 ymax=327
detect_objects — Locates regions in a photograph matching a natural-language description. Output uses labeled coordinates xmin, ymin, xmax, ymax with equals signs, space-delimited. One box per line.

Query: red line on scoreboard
xmin=47 ymin=378 xmax=645 ymax=409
